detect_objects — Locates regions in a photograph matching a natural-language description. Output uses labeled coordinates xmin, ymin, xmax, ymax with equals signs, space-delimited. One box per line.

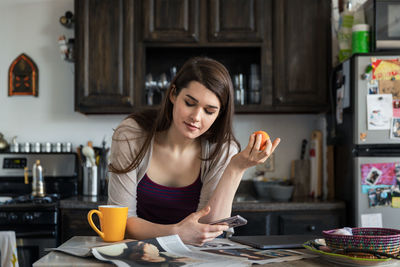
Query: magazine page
xmin=200 ymin=247 xmax=316 ymax=265
xmin=186 ymin=238 xmax=250 ymax=251
xmin=188 ymin=238 xmax=316 ymax=265
xmin=45 ymin=236 xmax=135 ymax=257
xmin=91 ymin=235 xmax=248 ymax=267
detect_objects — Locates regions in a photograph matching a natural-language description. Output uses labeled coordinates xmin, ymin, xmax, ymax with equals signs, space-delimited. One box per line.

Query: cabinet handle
xmin=308 ymin=225 xmax=316 ymax=231
xmin=276 ymin=96 xmax=284 ymax=103
xmin=213 ymin=32 xmax=218 ymax=37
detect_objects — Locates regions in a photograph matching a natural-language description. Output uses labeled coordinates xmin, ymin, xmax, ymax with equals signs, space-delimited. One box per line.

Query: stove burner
xmin=4 ymin=193 xmax=60 ymax=205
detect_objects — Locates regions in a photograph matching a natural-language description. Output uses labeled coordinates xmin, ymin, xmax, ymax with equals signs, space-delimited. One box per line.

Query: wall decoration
xmin=8 ymin=53 xmax=38 ymax=97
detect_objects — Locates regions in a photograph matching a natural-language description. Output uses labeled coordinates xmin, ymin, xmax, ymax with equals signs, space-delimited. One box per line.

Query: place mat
xmin=303 ymin=239 xmax=397 ymax=267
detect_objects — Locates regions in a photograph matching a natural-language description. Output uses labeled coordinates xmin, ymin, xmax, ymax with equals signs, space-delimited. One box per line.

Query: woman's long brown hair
xmin=109 ymin=57 xmax=240 ymax=174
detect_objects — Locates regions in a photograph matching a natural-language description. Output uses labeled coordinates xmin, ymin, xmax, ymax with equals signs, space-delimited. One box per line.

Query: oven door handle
xmin=16 ymin=231 xmax=56 ymax=238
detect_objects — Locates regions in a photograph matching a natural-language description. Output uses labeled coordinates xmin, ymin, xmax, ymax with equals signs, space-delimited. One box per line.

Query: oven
xmin=0 ymin=153 xmax=78 ymax=267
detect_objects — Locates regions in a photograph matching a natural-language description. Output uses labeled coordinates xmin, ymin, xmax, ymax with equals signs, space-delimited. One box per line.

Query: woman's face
xmin=170 ymin=81 xmax=221 ymax=140
xmin=141 ymin=243 xmax=165 ymax=262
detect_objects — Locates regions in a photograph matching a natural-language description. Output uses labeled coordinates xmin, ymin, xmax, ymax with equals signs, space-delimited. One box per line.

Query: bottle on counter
xmin=32 ymin=160 xmax=46 ymax=197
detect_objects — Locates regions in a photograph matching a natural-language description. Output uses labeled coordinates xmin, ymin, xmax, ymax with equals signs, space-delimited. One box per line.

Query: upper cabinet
xmin=75 ymin=0 xmax=135 ymax=114
xmin=142 ymin=0 xmax=264 ymax=44
xmin=273 ymin=0 xmax=331 ymax=112
xmin=143 ymin=0 xmax=200 ymax=42
xmin=208 ymin=0 xmax=264 ymax=42
xmin=74 ymin=0 xmax=331 ymax=114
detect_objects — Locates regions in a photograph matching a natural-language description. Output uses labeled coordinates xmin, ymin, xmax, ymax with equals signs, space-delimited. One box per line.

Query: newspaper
xmin=45 ymin=236 xmax=136 ymax=257
xmin=50 ymin=235 xmax=316 ymax=267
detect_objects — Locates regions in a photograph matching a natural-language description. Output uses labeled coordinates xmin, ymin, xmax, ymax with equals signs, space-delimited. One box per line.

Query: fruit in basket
xmin=253 ymin=130 xmax=270 ymax=150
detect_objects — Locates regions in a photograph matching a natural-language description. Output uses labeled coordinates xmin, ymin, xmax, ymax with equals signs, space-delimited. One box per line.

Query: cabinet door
xmin=273 ymin=0 xmax=330 ymax=111
xmin=231 ymin=211 xmax=271 ymax=235
xmin=209 ymin=0 xmax=264 ymax=42
xmin=61 ymin=209 xmax=97 ymax=243
xmin=278 ymin=212 xmax=341 ymax=235
xmin=143 ymin=0 xmax=200 ymax=42
xmin=75 ymin=0 xmax=135 ymax=114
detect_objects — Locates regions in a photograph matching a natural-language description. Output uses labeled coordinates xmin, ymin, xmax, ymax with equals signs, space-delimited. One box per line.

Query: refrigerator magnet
xmin=360 ymin=132 xmax=367 ymax=141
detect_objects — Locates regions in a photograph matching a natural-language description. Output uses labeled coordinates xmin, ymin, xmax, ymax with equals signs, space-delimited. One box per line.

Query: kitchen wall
xmin=0 ymin=0 xmax=323 ymax=180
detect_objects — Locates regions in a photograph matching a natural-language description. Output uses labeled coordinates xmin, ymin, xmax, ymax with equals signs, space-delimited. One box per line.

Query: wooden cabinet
xmin=232 ymin=208 xmax=345 ymax=236
xmin=277 ymin=211 xmax=342 ymax=235
xmin=273 ymin=0 xmax=331 ymax=112
xmin=142 ymin=0 xmax=264 ymax=43
xmin=74 ymin=0 xmax=135 ymax=114
xmin=209 ymin=0 xmax=264 ymax=42
xmin=143 ymin=0 xmax=200 ymax=42
xmin=74 ymin=0 xmax=331 ymax=114
xmin=60 ymin=208 xmax=97 ymax=243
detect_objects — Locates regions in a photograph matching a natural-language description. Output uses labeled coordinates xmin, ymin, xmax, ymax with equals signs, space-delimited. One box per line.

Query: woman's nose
xmin=190 ymin=108 xmax=202 ymax=122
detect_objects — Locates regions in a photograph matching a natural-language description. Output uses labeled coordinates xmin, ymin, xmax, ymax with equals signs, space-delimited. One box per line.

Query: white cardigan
xmin=107 ymin=118 xmax=239 ymax=218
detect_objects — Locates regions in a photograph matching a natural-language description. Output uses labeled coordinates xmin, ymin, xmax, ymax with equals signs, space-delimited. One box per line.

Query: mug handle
xmin=87 ymin=209 xmax=104 ymax=239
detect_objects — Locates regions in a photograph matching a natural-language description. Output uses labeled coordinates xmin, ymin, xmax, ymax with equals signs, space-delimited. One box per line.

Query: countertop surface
xmin=60 ymin=196 xmax=345 ymax=212
xmin=32 ymin=236 xmax=354 ymax=267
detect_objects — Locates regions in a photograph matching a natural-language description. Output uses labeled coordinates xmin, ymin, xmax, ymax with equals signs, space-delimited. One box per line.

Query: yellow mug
xmin=87 ymin=205 xmax=128 ymax=242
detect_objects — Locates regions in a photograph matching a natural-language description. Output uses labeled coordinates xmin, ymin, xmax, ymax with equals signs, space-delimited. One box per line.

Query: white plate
xmin=303 ymin=240 xmax=397 ymax=267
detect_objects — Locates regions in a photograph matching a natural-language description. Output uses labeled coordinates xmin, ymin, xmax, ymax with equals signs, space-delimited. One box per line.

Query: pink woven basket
xmin=322 ymin=227 xmax=400 ymax=254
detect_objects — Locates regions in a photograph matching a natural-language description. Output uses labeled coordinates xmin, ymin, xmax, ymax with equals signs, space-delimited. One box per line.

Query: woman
xmin=108 ymin=57 xmax=280 ymax=245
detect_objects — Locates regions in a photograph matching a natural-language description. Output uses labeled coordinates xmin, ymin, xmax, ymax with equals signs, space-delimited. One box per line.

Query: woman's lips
xmin=184 ymin=122 xmax=199 ymax=131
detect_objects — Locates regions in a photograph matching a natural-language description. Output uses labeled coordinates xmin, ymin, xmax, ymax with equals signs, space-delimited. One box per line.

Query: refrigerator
xmin=332 ymin=53 xmax=400 ymax=229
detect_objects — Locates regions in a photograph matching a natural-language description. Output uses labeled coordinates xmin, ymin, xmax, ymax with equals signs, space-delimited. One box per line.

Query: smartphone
xmin=209 ymin=215 xmax=247 ymax=228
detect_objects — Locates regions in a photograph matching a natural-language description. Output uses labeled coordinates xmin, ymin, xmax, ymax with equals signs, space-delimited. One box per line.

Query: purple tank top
xmin=137 ymin=173 xmax=202 ymax=224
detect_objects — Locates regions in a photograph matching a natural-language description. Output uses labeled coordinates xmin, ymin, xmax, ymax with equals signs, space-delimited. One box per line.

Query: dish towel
xmin=0 ymin=231 xmax=19 ymax=267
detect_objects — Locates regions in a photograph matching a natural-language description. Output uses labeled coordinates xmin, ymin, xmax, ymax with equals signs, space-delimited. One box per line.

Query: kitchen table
xmin=32 ymin=236 xmax=392 ymax=267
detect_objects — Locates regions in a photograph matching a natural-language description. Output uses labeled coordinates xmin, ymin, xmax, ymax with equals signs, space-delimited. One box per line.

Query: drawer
xmin=231 ymin=212 xmax=271 ymax=236
xmin=278 ymin=213 xmax=340 ymax=235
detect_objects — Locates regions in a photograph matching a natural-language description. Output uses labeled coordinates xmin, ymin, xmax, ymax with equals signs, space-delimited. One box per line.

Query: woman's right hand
xmin=230 ymin=133 xmax=280 ymax=172
xmin=175 ymin=206 xmax=229 ymax=246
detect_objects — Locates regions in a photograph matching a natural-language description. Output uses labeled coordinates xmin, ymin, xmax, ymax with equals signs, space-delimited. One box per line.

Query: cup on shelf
xmin=233 ymin=73 xmax=246 ymax=106
xmin=248 ymin=64 xmax=261 ymax=104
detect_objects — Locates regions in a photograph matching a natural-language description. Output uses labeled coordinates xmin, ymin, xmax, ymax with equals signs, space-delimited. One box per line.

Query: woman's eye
xmin=184 ymin=100 xmax=195 ymax=107
xmin=204 ymin=109 xmax=215 ymax=115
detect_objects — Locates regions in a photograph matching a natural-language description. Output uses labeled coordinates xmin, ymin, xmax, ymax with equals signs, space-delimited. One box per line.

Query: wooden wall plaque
xmin=8 ymin=53 xmax=39 ymax=96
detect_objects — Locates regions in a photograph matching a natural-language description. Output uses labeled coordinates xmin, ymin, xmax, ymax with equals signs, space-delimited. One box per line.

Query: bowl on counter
xmin=269 ymin=184 xmax=294 ymax=202
xmin=253 ymin=180 xmax=279 ymax=201
xmin=253 ymin=180 xmax=294 ymax=202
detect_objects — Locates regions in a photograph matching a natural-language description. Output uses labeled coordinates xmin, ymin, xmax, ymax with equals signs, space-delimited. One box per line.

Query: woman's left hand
xmin=230 ymin=133 xmax=280 ymax=171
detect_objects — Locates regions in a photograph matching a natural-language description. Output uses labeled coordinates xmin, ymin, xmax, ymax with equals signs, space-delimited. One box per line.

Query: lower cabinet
xmin=278 ymin=212 xmax=341 ymax=235
xmin=60 ymin=207 xmax=345 ymax=242
xmin=232 ymin=209 xmax=345 ymax=236
xmin=60 ymin=208 xmax=98 ymax=243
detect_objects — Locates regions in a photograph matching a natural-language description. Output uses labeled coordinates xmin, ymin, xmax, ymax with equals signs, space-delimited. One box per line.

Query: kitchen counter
xmin=32 ymin=236 xmax=344 ymax=267
xmin=60 ymin=196 xmax=108 ymax=209
xmin=232 ymin=198 xmax=345 ymax=212
xmin=60 ymin=195 xmax=345 ymax=212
